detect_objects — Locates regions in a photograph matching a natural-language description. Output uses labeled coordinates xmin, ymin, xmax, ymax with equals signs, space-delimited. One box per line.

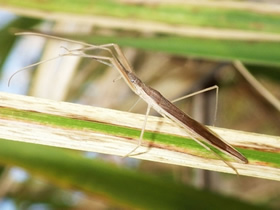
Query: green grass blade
xmin=0 ymin=139 xmax=265 ymax=209
xmin=1 ymin=0 xmax=280 ymax=33
xmin=82 ymin=34 xmax=280 ymax=67
xmin=1 ymin=1 xmax=280 ymax=66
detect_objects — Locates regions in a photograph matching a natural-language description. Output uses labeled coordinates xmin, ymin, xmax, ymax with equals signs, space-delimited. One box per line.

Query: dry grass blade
xmin=0 ymin=92 xmax=279 ymax=180
xmin=234 ymin=60 xmax=280 ymax=112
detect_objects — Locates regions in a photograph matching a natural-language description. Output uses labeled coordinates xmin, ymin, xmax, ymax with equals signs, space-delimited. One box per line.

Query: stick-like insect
xmin=10 ymin=32 xmax=248 ymax=174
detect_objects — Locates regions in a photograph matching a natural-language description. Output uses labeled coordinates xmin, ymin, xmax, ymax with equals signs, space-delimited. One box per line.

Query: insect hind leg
xmin=172 ymin=85 xmax=219 ymax=126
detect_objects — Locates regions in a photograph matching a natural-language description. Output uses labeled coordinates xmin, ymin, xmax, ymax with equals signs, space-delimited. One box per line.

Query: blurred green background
xmin=0 ymin=0 xmax=279 ymax=209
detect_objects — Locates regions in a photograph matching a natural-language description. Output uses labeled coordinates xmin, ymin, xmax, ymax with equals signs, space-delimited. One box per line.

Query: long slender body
xmin=14 ymin=32 xmax=248 ymax=168
xmin=127 ymin=71 xmax=248 ymax=164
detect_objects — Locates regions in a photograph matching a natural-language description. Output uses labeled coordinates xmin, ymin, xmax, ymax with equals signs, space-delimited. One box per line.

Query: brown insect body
xmin=128 ymin=71 xmax=248 ymax=164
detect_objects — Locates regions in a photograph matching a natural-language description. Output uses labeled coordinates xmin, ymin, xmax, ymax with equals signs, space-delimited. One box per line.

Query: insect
xmin=10 ymin=32 xmax=248 ymax=174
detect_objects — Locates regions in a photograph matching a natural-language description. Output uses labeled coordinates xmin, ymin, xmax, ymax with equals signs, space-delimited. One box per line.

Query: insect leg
xmin=124 ymin=104 xmax=151 ymax=157
xmin=172 ymin=85 xmax=219 ymax=126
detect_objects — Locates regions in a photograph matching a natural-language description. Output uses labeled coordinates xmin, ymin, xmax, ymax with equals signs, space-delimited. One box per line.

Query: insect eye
xmin=128 ymin=73 xmax=136 ymax=82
